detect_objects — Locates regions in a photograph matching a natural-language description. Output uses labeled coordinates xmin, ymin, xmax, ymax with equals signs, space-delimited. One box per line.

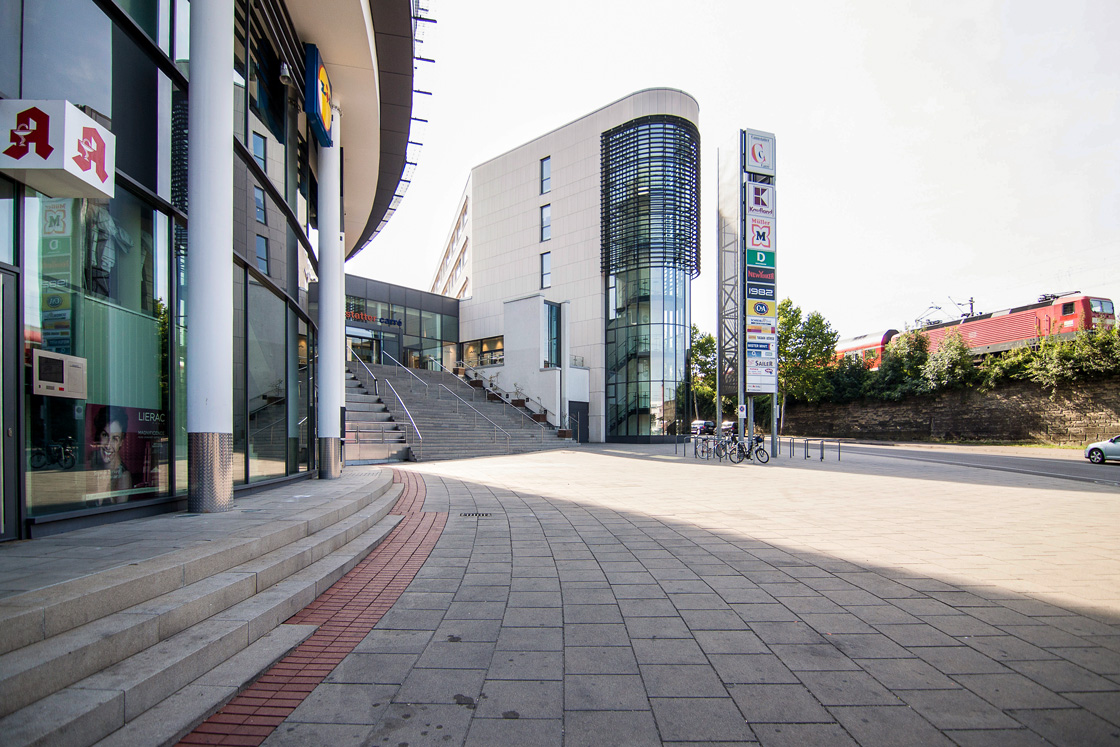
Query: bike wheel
xmin=30 ymin=452 xmax=46 ymax=469
xmin=755 ymin=447 xmax=769 ymax=464
xmin=728 ymin=443 xmax=744 ymax=464
xmin=714 ymin=441 xmax=727 ymax=460
xmin=61 ymin=453 xmax=76 ymax=470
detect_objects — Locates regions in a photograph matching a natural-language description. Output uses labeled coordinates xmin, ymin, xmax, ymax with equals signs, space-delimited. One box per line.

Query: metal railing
xmin=380 ymin=349 xmax=429 ymax=388
xmin=436 ymin=384 xmax=511 ymax=453
xmin=430 ymin=358 xmax=550 ymax=439
xmin=347 ymin=344 xmax=422 ymax=461
xmin=778 ymin=437 xmax=841 ymax=461
xmin=454 ymin=359 xmax=552 ymax=422
xmin=381 ymin=377 xmax=423 ymax=461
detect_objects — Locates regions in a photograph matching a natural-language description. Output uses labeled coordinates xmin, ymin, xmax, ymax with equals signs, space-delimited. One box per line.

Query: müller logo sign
xmin=0 ymin=100 xmax=115 ymax=199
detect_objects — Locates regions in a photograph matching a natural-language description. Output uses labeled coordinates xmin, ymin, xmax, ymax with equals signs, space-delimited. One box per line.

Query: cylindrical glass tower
xmin=601 ymin=115 xmax=700 ymax=441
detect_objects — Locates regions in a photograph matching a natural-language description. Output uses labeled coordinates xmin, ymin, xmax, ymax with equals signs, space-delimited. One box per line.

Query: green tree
xmin=827 ymin=353 xmax=872 ymax=403
xmin=689 ymin=324 xmax=718 ymax=420
xmin=777 ymin=298 xmax=840 ymax=429
xmin=921 ymin=330 xmax=977 ymax=392
xmin=864 ymin=330 xmax=930 ymax=401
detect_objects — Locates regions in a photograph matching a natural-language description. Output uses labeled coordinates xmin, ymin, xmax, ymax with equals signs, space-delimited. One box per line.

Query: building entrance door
xmin=1 ymin=270 xmax=18 ymax=540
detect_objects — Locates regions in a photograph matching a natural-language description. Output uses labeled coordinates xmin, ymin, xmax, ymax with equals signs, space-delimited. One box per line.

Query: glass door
xmin=1 ymin=271 xmax=17 ymax=540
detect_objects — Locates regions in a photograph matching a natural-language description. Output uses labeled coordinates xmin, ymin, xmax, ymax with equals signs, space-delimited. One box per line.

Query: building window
xmin=540 ymin=204 xmax=551 ymax=242
xmin=252 ymin=132 xmax=266 ymax=171
xmin=462 ymin=336 xmax=504 ymax=367
xmin=255 ymin=235 xmax=269 ymax=274
xmin=253 ymin=186 xmax=266 ymax=224
xmin=540 ymin=252 xmax=551 ymax=289
xmin=546 ymin=302 xmax=561 ymax=368
xmin=540 ymin=156 xmax=551 ymax=194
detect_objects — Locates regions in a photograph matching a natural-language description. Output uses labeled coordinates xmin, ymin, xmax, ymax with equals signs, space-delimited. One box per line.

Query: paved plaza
xmin=195 ymin=443 xmax=1120 ymax=746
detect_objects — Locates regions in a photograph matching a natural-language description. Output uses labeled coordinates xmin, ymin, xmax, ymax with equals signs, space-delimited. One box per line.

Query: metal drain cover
xmin=459 ymin=512 xmax=492 ymax=517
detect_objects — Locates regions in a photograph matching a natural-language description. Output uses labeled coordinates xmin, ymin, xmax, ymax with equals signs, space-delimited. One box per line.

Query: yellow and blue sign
xmin=305 ymin=45 xmax=333 ymax=148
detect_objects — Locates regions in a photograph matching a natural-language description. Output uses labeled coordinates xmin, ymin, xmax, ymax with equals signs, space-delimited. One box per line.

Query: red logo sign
xmin=72 ymin=126 xmax=108 ymax=183
xmin=4 ymin=106 xmax=54 ymax=160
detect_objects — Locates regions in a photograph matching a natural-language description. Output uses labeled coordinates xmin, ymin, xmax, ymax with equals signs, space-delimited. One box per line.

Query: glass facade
xmin=8 ymin=0 xmax=319 ymax=529
xmin=23 ymin=189 xmax=171 ymax=514
xmin=340 ymin=283 xmax=459 ymax=373
xmin=601 ymin=116 xmax=700 ymax=440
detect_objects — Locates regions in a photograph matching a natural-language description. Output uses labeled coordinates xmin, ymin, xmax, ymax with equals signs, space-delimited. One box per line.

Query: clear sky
xmin=346 ymin=0 xmax=1120 ymax=340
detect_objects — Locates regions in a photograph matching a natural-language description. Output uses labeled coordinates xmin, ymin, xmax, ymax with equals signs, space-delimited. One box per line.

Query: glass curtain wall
xmin=23 ymin=189 xmax=171 ymax=514
xmin=601 ymin=116 xmax=700 ymax=440
xmin=12 ymin=0 xmax=318 ymax=527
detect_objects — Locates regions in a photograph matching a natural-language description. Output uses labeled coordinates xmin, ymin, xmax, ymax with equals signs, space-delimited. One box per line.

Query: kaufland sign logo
xmin=0 ymin=100 xmax=115 ymax=199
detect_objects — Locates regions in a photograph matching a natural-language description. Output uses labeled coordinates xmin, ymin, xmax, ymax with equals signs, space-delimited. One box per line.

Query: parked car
xmin=691 ymin=420 xmax=715 ymax=436
xmin=1085 ymin=436 xmax=1120 ymax=464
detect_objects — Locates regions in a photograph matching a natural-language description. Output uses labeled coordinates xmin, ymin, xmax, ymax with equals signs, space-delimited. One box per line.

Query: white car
xmin=1085 ymin=436 xmax=1120 ymax=465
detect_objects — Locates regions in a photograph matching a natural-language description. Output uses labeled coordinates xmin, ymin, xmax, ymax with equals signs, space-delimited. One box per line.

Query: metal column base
xmin=188 ymin=432 xmax=233 ymax=512
xmin=319 ymin=437 xmax=342 ymax=479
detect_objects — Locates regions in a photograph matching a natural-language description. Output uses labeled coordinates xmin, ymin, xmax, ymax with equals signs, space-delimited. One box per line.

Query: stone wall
xmin=781 ymin=377 xmax=1120 ymax=446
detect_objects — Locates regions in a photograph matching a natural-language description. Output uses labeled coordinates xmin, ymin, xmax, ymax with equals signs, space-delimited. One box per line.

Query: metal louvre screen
xmin=600 ymin=116 xmax=701 ymax=279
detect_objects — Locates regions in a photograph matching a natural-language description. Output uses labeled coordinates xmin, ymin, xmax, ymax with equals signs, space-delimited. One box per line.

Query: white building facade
xmin=430 ymin=89 xmax=700 ymax=443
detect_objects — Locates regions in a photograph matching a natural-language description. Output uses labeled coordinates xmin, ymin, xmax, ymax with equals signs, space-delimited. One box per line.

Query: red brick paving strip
xmin=178 ymin=469 xmax=444 ymax=746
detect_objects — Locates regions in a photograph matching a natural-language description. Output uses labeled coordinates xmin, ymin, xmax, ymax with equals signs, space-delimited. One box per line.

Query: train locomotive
xmin=836 ymin=293 xmax=1116 ymax=367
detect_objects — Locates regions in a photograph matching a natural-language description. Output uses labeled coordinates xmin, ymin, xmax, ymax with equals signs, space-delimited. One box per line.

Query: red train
xmin=837 ymin=293 xmax=1116 ymax=366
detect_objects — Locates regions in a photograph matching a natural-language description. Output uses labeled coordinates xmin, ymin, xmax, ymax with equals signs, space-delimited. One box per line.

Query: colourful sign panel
xmin=305 ymin=45 xmax=334 ymax=147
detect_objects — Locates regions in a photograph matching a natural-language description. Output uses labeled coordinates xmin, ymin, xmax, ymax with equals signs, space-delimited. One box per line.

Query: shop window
xmin=255 ymin=235 xmax=268 ymax=275
xmin=540 ymin=252 xmax=551 ymax=289
xmin=23 ymin=189 xmax=171 ymax=516
xmin=247 ymin=278 xmax=286 ymax=482
xmin=0 ymin=176 xmax=13 ymax=265
xmin=253 ymin=187 xmax=267 ymax=224
xmin=462 ymin=336 xmax=504 ymax=367
xmin=540 ymin=204 xmax=551 ymax=242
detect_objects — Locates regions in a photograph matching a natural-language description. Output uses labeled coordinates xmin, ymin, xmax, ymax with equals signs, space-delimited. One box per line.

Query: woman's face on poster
xmin=98 ymin=420 xmax=124 ymax=464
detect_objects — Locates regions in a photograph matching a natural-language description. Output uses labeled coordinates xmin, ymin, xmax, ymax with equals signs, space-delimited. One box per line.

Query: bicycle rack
xmin=779 ymin=437 xmax=841 ymax=461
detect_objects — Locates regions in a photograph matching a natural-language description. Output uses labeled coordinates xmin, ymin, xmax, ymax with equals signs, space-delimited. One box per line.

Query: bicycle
xmin=29 ymin=437 xmax=77 ymax=470
xmin=727 ymin=434 xmax=769 ymax=464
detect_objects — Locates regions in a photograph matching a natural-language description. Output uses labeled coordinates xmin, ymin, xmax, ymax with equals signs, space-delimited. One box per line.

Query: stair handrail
xmin=431 ymin=358 xmax=549 ymax=439
xmin=380 ymin=349 xmax=429 ymax=388
xmin=454 ymin=359 xmax=551 ymax=422
xmin=437 ymin=383 xmax=511 ymax=454
xmin=381 ymin=377 xmax=423 ymax=461
xmin=346 ymin=346 xmax=380 ymax=397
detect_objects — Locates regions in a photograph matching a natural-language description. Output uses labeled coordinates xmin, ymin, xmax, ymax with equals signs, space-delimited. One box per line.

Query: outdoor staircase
xmin=344 ymin=369 xmax=410 ymax=464
xmin=354 ymin=363 xmax=573 ymax=461
xmin=0 ymin=473 xmax=403 ymax=747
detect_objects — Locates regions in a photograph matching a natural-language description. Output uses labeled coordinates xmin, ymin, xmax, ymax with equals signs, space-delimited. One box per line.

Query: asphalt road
xmin=838 ymin=443 xmax=1120 ymax=489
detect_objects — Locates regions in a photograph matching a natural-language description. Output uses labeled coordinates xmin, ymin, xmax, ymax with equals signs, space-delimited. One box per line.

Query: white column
xmin=317 ymin=108 xmax=344 ymax=478
xmin=186 ymin=0 xmax=234 ymax=512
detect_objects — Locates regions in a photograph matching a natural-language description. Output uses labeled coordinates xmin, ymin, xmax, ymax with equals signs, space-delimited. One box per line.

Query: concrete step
xmin=0 ymin=491 xmax=404 ymax=747
xmin=0 ymin=473 xmax=398 ymax=658
xmin=0 ymin=481 xmax=402 ymax=721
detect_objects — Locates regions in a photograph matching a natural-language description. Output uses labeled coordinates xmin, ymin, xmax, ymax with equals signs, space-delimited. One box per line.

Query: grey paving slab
xmin=829 ymin=705 xmax=955 ymax=747
xmin=648 ymin=696 xmax=756 ymax=742
xmin=563 ymin=710 xmax=661 ymax=747
xmin=751 ymin=722 xmax=859 ymax=747
xmin=260 ymin=721 xmax=375 ymax=746
xmin=285 ymin=683 xmax=396 ymax=725
xmin=475 ymin=679 xmax=562 ymax=719
xmin=564 ymin=674 xmax=650 ymax=710
xmin=726 ymin=683 xmax=834 ymax=723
